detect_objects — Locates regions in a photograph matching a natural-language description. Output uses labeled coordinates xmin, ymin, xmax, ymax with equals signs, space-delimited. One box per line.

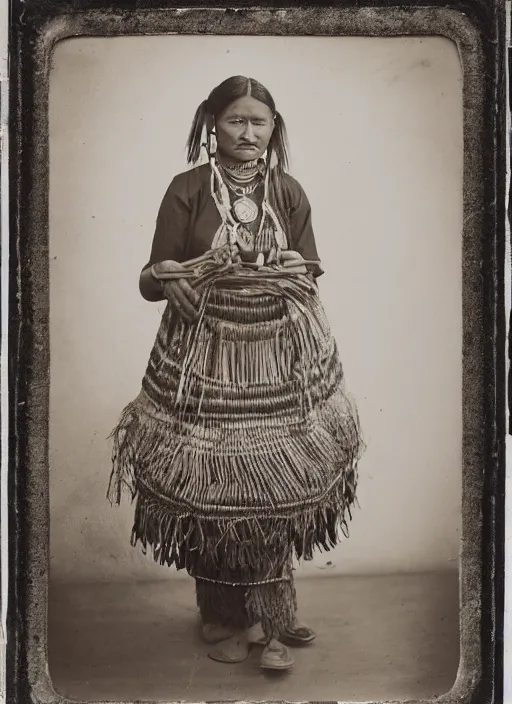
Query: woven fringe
xmin=108 ymin=390 xmax=361 ymax=517
xmin=108 ymin=266 xmax=364 ymax=636
xmin=111 ymin=473 xmax=357 ymax=571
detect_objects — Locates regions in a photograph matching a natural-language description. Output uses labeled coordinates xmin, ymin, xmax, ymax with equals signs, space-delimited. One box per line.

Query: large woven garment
xmin=109 ymin=246 xmax=363 ymax=632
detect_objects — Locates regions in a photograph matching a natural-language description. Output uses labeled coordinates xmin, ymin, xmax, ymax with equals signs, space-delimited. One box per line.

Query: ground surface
xmin=49 ymin=572 xmax=459 ymax=702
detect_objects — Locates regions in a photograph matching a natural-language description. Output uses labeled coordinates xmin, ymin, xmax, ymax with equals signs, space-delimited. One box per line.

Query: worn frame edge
xmin=7 ymin=4 xmax=504 ymax=704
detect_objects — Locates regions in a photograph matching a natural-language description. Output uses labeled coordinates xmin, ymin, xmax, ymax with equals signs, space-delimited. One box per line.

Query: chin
xmin=239 ymin=154 xmax=261 ymax=163
xmin=228 ymin=149 xmax=263 ymax=163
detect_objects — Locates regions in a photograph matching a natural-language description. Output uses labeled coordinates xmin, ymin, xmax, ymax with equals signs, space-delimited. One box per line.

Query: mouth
xmin=237 ymin=145 xmax=258 ymax=151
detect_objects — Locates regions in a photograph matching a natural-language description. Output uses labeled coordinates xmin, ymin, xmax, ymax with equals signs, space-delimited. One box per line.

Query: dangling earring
xmin=208 ymin=130 xmax=217 ymax=156
xmin=269 ymin=149 xmax=279 ymax=170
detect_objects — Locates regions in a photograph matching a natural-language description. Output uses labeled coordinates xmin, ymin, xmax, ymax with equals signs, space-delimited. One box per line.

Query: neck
xmin=217 ymin=155 xmax=260 ymax=171
xmin=215 ymin=154 xmax=266 ymax=187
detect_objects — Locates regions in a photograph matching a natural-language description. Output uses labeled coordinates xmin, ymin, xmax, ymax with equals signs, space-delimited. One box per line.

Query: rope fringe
xmin=108 ymin=257 xmax=364 ymax=635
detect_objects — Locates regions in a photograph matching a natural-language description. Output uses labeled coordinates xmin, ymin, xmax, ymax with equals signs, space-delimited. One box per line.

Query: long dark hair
xmin=186 ymin=76 xmax=291 ymax=234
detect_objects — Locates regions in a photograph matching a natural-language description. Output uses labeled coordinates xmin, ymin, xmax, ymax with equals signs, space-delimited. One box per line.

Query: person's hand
xmin=152 ymin=260 xmax=201 ymax=323
xmin=280 ymin=250 xmax=308 ymax=274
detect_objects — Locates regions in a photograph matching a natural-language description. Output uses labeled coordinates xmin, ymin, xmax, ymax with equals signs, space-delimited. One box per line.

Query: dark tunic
xmin=142 ymin=164 xmax=324 ymax=281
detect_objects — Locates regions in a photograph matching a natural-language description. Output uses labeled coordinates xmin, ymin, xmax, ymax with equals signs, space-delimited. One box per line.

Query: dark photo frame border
xmin=6 ymin=1 xmax=507 ymax=703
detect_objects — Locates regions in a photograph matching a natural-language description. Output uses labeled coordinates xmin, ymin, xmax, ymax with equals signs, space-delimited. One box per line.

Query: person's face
xmin=215 ymin=96 xmax=275 ymax=163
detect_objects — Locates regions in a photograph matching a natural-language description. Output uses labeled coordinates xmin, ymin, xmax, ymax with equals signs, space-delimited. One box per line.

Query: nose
xmin=242 ymin=122 xmax=256 ymax=143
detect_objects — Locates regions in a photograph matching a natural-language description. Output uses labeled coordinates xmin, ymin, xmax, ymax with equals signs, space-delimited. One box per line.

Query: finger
xmin=178 ymin=279 xmax=201 ymax=307
xmin=169 ymin=294 xmax=196 ymax=324
xmin=162 ymin=284 xmax=193 ymax=321
xmin=171 ymin=288 xmax=198 ymax=321
xmin=282 ymin=258 xmax=305 ymax=268
xmin=163 ymin=279 xmax=195 ymax=307
xmin=170 ymin=283 xmax=200 ymax=321
xmin=281 ymin=250 xmax=303 ymax=261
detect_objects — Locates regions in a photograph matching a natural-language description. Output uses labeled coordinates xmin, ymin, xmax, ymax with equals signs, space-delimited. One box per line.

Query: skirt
xmin=108 ymin=264 xmax=363 ymax=636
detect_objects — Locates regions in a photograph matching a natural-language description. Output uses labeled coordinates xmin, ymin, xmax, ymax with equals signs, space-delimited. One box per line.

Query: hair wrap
xmin=187 ymin=99 xmax=210 ymax=164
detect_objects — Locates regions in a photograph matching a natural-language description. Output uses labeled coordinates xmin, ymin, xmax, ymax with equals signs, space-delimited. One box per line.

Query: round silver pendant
xmin=233 ymin=196 xmax=259 ymax=224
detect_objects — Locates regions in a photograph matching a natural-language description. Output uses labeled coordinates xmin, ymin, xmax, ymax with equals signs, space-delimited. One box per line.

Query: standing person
xmin=109 ymin=76 xmax=363 ymax=671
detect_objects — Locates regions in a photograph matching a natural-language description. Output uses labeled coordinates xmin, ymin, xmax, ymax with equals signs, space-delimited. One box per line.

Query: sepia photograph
xmin=45 ymin=31 xmax=465 ymax=702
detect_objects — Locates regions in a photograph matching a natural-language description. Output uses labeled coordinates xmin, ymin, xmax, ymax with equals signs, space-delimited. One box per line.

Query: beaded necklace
xmin=219 ymin=159 xmax=265 ymax=224
xmin=222 ymin=158 xmax=262 ymax=180
xmin=209 ymin=154 xmax=287 ymax=255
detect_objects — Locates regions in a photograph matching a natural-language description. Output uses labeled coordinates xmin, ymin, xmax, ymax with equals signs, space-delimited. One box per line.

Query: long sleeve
xmin=286 ymin=176 xmax=324 ymax=279
xmin=139 ymin=175 xmax=192 ymax=301
xmin=143 ymin=176 xmax=192 ymax=271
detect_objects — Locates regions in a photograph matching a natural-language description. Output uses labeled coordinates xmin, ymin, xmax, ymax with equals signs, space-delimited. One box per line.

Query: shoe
xmin=248 ymin=620 xmax=316 ymax=647
xmin=260 ymin=639 xmax=294 ymax=670
xmin=207 ymin=632 xmax=250 ymax=663
xmin=202 ymin=623 xmax=235 ymax=643
xmin=247 ymin=622 xmax=267 ymax=645
xmin=280 ymin=619 xmax=316 ymax=646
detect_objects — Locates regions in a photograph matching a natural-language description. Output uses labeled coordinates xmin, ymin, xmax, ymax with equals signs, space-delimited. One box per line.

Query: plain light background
xmin=49 ymin=35 xmax=463 ymax=583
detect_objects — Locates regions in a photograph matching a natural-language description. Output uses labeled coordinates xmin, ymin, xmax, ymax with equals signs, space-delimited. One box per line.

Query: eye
xmin=229 ymin=119 xmax=244 ymax=125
